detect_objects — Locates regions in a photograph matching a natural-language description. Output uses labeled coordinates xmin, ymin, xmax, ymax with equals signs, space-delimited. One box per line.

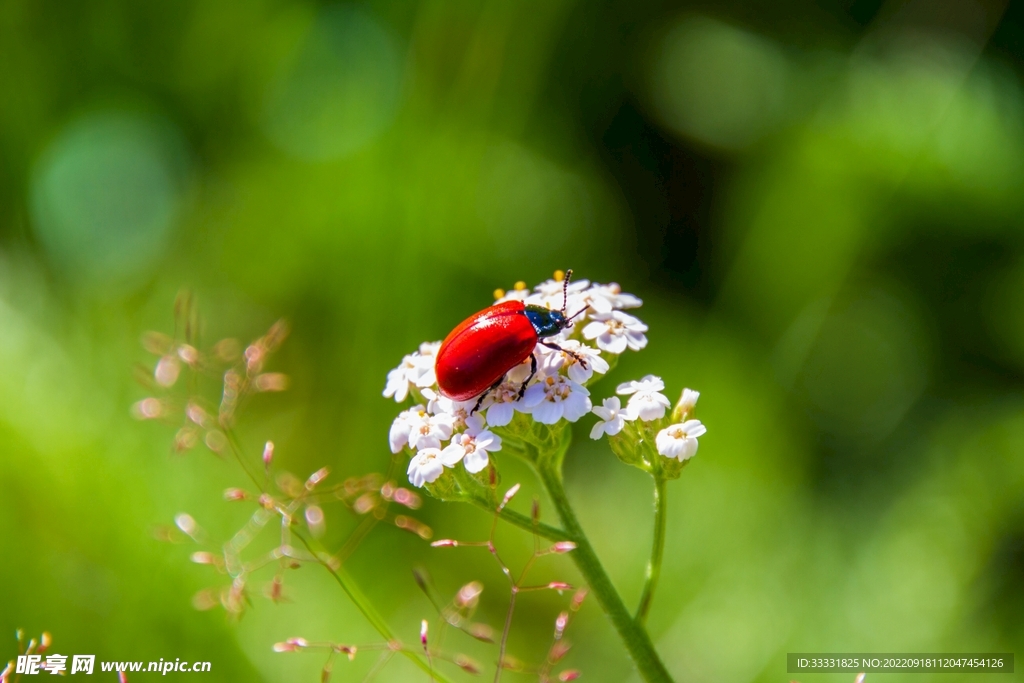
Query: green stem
xmin=635 ymin=476 xmax=667 ymax=625
xmin=469 ymin=498 xmax=571 ymax=542
xmin=534 ymin=460 xmax=674 ymax=683
xmin=294 ymin=532 xmax=451 ymax=683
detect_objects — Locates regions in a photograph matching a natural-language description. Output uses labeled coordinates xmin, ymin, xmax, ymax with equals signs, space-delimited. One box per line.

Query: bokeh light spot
xmin=261 ymin=5 xmax=403 ymax=161
xmin=795 ymin=286 xmax=929 ymax=440
xmin=650 ymin=16 xmax=788 ymax=150
xmin=476 ymin=141 xmax=592 ymax=264
xmin=30 ymin=110 xmax=188 ymax=283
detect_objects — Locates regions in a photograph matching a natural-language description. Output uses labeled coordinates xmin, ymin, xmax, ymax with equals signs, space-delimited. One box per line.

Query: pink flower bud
xmin=223 ymin=488 xmax=247 ymax=501
xmin=571 ymin=587 xmax=588 ymax=611
xmin=420 ymin=620 xmax=428 ymax=647
xmin=154 ymin=355 xmax=180 ymax=387
xmin=558 ymin=670 xmax=581 ymax=681
xmin=455 ymin=655 xmax=481 ymax=674
xmin=550 ymin=640 xmax=572 ymax=663
xmin=551 ymin=541 xmax=577 ymax=554
xmin=305 ymin=467 xmax=330 ymax=489
xmin=254 ymin=373 xmax=289 ymax=392
xmin=191 ymin=551 xmax=216 ymax=565
xmin=431 ymin=539 xmax=458 ymax=547
xmin=177 ymin=344 xmax=199 ymax=365
xmin=456 ymin=581 xmax=483 ymax=608
xmin=469 ymin=623 xmax=494 ymax=643
xmin=263 ymin=441 xmax=274 ymax=467
xmin=131 ymin=398 xmax=163 ymax=420
xmin=393 ymin=488 xmax=421 ymax=509
xmin=554 ymin=611 xmax=569 ymax=639
xmin=273 ymin=637 xmax=308 ymax=652
xmin=501 ymin=483 xmax=521 ymax=508
xmin=305 ymin=506 xmax=325 ymax=537
xmin=174 ymin=513 xmax=197 ymax=535
xmin=547 ymin=582 xmax=572 ymax=591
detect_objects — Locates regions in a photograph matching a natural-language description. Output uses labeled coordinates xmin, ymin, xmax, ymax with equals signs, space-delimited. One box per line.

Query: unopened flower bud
xmin=305 ymin=506 xmax=325 ymax=537
xmin=547 ymin=582 xmax=572 ymax=591
xmin=177 ymin=344 xmax=199 ymax=366
xmin=273 ymin=637 xmax=308 ymax=652
xmin=431 ymin=539 xmax=458 ymax=547
xmin=456 ymin=581 xmax=483 ymax=608
xmin=571 ymin=587 xmax=588 ymax=611
xmin=554 ymin=611 xmax=569 ymax=639
xmin=191 ymin=551 xmax=216 ymax=565
xmin=306 ymin=467 xmax=330 ymax=489
xmin=174 ymin=513 xmax=197 ymax=536
xmin=394 ymin=515 xmax=432 ymax=539
xmin=551 ymin=541 xmax=576 ymax=554
xmin=186 ymin=403 xmax=210 ymax=427
xmin=353 ymin=492 xmax=377 ymax=514
xmin=500 ymin=655 xmax=525 ymax=671
xmin=420 ymin=620 xmax=428 ymax=648
xmin=255 ymin=373 xmax=289 ymax=392
xmin=39 ymin=632 xmax=52 ymax=654
xmin=550 ymin=640 xmax=572 ymax=662
xmin=558 ymin=670 xmax=581 ymax=681
xmin=500 ymin=483 xmax=521 ymax=510
xmin=469 ymin=623 xmax=494 ymax=643
xmin=455 ymin=655 xmax=481 ymax=675
xmin=671 ymin=387 xmax=700 ymax=422
xmin=223 ymin=488 xmax=247 ymax=501
xmin=392 ymin=487 xmax=420 ymax=509
xmin=265 ymin=576 xmax=284 ymax=603
xmin=154 ymin=355 xmax=180 ymax=387
xmin=174 ymin=426 xmax=198 ymax=452
xmin=131 ymin=398 xmax=163 ymax=420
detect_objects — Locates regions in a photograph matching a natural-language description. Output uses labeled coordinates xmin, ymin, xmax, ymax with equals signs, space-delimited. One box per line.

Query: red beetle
xmin=435 ymin=271 xmax=587 ymax=410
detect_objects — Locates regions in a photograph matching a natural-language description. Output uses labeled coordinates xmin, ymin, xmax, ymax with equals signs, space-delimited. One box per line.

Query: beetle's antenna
xmin=566 ymin=306 xmax=587 ymax=322
xmin=561 ymin=269 xmax=573 ymax=314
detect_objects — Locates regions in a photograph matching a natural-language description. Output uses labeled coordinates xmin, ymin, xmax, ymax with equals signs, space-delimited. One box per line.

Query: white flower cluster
xmin=385 ymin=275 xmax=648 ymax=487
xmin=591 ymin=376 xmax=706 ymax=461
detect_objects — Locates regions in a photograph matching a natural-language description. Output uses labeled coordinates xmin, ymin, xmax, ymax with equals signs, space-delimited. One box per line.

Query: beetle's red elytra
xmin=435 ymin=271 xmax=587 ymax=410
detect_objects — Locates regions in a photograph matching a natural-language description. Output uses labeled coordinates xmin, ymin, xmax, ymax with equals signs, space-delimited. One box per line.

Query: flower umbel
xmin=384 ymin=272 xmax=649 ymax=488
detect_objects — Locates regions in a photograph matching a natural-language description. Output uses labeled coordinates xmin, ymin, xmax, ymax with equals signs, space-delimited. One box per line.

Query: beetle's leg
xmin=539 ymin=341 xmax=589 ymax=370
xmin=515 ymin=353 xmax=539 ymax=402
xmin=471 ymin=375 xmax=506 ymax=415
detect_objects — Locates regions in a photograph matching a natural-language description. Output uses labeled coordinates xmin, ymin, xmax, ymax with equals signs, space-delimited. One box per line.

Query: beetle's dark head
xmin=525 ymin=269 xmax=591 ymax=338
xmin=525 ymin=305 xmax=568 ymax=338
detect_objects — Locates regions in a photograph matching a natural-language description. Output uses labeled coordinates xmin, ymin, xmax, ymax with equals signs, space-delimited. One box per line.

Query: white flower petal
xmin=440 ymin=443 xmax=465 ymax=466
xmin=487 ymin=402 xmax=515 ymax=427
xmin=463 ymin=448 xmax=489 ymax=473
xmin=532 ymin=400 xmax=563 ymax=424
xmin=522 ymin=383 xmax=547 ymax=408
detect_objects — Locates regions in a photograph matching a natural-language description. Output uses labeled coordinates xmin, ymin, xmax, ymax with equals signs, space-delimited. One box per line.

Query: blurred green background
xmin=2 ymin=0 xmax=1023 ymax=681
